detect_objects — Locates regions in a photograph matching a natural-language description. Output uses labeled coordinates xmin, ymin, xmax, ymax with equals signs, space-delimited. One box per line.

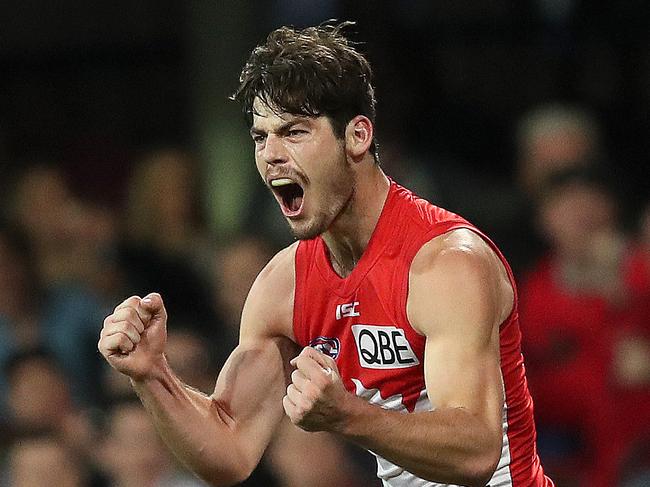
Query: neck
xmin=322 ymin=166 xmax=390 ymax=277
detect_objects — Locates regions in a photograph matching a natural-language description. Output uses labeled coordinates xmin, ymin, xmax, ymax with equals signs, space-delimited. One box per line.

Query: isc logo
xmin=351 ymin=325 xmax=420 ymax=369
xmin=336 ymin=301 xmax=360 ymax=320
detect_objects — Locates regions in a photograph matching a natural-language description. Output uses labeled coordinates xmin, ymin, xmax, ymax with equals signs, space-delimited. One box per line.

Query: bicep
xmin=422 ymin=322 xmax=503 ymax=428
xmin=408 ymin=231 xmax=511 ymax=431
xmin=211 ymin=337 xmax=298 ymax=464
xmin=209 ymin=243 xmax=299 ymax=464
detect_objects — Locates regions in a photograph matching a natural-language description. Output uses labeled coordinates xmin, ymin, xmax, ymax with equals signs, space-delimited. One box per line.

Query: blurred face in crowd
xmin=9 ymin=437 xmax=84 ymax=487
xmin=252 ymin=99 xmax=355 ymax=240
xmin=539 ymin=182 xmax=617 ymax=260
xmin=140 ymin=152 xmax=194 ymax=225
xmin=523 ymin=128 xmax=594 ymax=187
xmin=100 ymin=403 xmax=172 ymax=484
xmin=126 ymin=150 xmax=199 ymax=250
xmin=8 ymin=356 xmax=72 ymax=429
xmin=13 ymin=166 xmax=72 ymax=244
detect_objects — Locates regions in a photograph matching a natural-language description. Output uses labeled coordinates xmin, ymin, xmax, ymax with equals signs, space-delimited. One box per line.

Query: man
xmin=99 ymin=23 xmax=553 ymax=487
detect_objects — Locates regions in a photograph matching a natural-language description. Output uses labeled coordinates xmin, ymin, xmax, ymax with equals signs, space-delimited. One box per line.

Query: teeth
xmin=271 ymin=178 xmax=294 ymax=187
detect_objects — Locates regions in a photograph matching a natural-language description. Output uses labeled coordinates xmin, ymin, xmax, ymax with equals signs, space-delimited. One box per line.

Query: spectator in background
xmin=493 ymin=103 xmax=604 ymax=275
xmin=4 ymin=164 xmax=113 ymax=406
xmin=212 ymin=235 xmax=275 ymax=344
xmin=124 ymin=149 xmax=211 ymax=267
xmin=515 ymin=104 xmax=602 ymax=200
xmin=9 ymin=163 xmax=116 ymax=289
xmin=4 ymin=349 xmax=95 ymax=456
xmin=265 ymin=416 xmax=373 ymax=487
xmin=96 ymin=398 xmax=210 ymax=487
xmin=1 ymin=431 xmax=89 ymax=487
xmin=519 ymin=167 xmax=650 ymax=486
xmin=99 ymin=328 xmax=280 ymax=487
xmin=118 ymin=148 xmax=216 ymax=336
xmin=0 ymin=221 xmax=106 ymax=410
xmin=5 ymin=348 xmax=76 ymax=433
xmin=605 ymin=199 xmax=650 ymax=487
xmin=0 ymin=224 xmax=42 ymax=417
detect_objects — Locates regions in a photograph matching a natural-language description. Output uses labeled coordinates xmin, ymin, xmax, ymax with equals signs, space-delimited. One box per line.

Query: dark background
xmin=1 ymin=1 xmax=648 ymax=222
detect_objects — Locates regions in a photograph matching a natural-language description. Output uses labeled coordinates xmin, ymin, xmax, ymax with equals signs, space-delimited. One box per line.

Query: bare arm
xmin=284 ymin=229 xmax=511 ymax=487
xmin=132 ymin=336 xmax=295 ymax=485
xmin=99 ymin=245 xmax=298 ymax=486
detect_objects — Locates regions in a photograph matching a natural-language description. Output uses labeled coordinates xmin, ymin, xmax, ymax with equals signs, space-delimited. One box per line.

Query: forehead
xmin=251 ymin=97 xmax=318 ymax=131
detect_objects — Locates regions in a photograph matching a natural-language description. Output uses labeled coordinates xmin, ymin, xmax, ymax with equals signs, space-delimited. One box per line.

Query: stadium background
xmin=0 ymin=1 xmax=649 ymax=486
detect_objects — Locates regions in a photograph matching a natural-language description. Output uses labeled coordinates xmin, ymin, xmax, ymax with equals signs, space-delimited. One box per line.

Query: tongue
xmin=288 ymin=194 xmax=303 ymax=212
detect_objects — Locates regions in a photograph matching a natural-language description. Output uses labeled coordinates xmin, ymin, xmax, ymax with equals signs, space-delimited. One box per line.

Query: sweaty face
xmin=251 ymin=99 xmax=355 ymax=240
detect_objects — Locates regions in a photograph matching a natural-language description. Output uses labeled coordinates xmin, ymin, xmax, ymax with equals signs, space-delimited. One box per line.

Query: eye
xmin=252 ymin=134 xmax=266 ymax=144
xmin=288 ymin=129 xmax=307 ymax=137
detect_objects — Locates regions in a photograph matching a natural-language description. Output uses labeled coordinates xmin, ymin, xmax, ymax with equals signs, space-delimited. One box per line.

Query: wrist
xmin=130 ymin=354 xmax=171 ymax=387
xmin=332 ymin=391 xmax=372 ymax=437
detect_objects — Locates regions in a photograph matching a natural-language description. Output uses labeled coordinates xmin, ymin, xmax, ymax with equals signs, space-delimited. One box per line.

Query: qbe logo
xmin=351 ymin=325 xmax=420 ymax=369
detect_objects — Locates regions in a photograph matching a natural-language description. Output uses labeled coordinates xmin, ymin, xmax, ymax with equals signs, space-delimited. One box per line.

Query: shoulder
xmin=254 ymin=241 xmax=298 ymax=289
xmin=410 ymin=228 xmax=499 ymax=274
xmin=240 ymin=242 xmax=298 ymax=342
xmin=407 ymin=228 xmax=514 ymax=337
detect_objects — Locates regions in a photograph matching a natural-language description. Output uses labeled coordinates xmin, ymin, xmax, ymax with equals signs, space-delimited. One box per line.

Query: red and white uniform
xmin=293 ymin=181 xmax=553 ymax=486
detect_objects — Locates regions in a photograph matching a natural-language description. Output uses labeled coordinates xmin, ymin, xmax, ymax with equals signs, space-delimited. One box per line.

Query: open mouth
xmin=270 ymin=178 xmax=304 ymax=216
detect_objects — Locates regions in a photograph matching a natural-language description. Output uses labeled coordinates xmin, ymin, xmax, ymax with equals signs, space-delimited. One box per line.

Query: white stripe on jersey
xmin=351 ymin=378 xmax=514 ymax=487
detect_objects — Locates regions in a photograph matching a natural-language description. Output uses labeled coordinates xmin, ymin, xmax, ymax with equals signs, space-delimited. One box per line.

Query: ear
xmin=344 ymin=116 xmax=373 ymax=161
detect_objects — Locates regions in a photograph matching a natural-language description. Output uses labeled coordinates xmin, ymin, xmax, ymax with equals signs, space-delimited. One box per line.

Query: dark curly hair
xmin=231 ymin=21 xmax=379 ymax=162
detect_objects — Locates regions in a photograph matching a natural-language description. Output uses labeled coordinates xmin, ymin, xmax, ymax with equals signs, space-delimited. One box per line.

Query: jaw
xmin=289 ymin=184 xmax=356 ymax=241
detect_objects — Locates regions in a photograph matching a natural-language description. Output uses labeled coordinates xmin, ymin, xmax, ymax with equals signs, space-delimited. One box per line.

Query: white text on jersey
xmin=351 ymin=325 xmax=420 ymax=369
xmin=336 ymin=301 xmax=360 ymax=320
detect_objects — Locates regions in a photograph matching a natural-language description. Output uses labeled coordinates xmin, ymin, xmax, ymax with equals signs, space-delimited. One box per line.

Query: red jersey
xmin=293 ymin=181 xmax=553 ymax=487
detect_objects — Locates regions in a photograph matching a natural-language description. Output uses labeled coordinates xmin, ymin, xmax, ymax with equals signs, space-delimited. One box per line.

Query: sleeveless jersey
xmin=293 ymin=181 xmax=553 ymax=487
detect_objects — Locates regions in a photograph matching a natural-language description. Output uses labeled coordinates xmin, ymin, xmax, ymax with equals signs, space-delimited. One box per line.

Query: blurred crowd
xmin=0 ymin=101 xmax=648 ymax=487
xmin=0 ymin=150 xmax=376 ymax=486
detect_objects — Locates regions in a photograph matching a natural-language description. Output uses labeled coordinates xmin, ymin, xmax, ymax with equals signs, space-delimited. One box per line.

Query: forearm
xmin=131 ymin=360 xmax=254 ymax=486
xmin=339 ymin=398 xmax=502 ymax=487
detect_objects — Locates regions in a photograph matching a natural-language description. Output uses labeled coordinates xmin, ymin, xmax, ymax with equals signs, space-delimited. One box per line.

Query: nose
xmin=262 ymin=133 xmax=288 ymax=166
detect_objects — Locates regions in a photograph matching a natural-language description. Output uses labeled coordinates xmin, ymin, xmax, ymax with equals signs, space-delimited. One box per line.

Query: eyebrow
xmin=250 ymin=118 xmax=309 ymax=137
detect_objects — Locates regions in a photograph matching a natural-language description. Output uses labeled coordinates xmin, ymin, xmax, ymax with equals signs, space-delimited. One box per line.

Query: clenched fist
xmin=98 ymin=293 xmax=167 ymax=381
xmin=283 ymin=347 xmax=351 ymax=433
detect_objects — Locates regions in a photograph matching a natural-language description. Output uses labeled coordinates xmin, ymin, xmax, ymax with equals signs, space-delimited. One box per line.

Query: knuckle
xmin=114 ymin=321 xmax=131 ymax=334
xmin=300 ymin=348 xmax=313 ymax=358
xmin=305 ymin=387 xmax=320 ymax=404
xmin=122 ymin=322 xmax=139 ymax=338
xmin=118 ymin=332 xmax=132 ymax=346
xmin=299 ymin=393 xmax=313 ymax=408
xmin=114 ymin=296 xmax=140 ymax=312
xmin=120 ymin=337 xmax=134 ymax=351
xmin=125 ymin=307 xmax=139 ymax=322
xmin=311 ymin=376 xmax=326 ymax=389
